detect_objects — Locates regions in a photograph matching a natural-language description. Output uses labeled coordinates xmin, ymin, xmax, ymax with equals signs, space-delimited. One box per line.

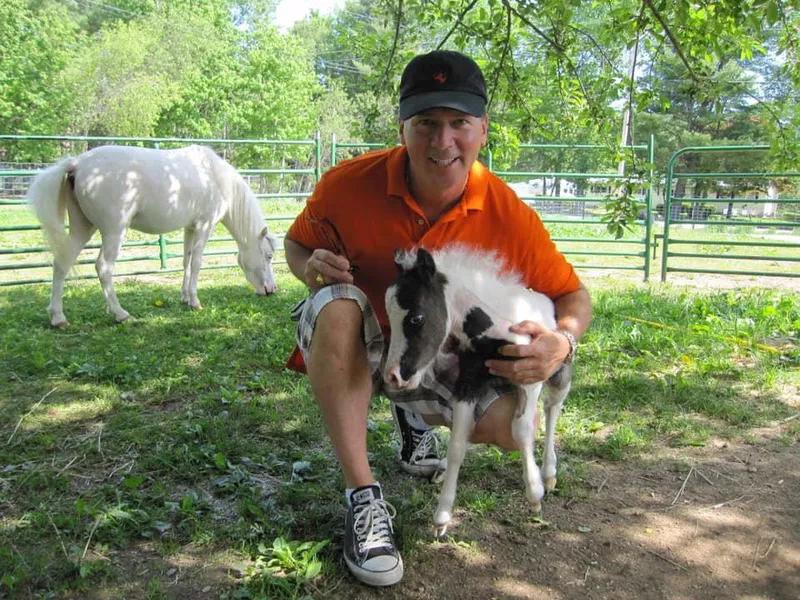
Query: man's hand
xmin=485 ymin=321 xmax=571 ymax=385
xmin=304 ymin=248 xmax=354 ymax=291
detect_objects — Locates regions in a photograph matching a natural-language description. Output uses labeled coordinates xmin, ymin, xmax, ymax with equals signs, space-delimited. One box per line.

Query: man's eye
xmin=409 ymin=314 xmax=425 ymax=326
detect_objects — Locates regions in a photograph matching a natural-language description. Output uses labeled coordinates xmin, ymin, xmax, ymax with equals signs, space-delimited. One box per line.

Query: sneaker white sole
xmin=344 ymin=555 xmax=404 ymax=587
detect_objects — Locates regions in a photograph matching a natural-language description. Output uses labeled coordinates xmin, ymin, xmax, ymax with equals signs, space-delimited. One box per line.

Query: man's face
xmin=399 ymin=107 xmax=488 ymax=193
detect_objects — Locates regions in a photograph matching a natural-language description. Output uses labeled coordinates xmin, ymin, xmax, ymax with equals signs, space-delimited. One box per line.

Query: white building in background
xmin=508 ymin=178 xmax=578 ymax=198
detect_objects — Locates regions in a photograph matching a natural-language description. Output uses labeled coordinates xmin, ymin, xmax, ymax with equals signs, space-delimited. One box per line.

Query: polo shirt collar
xmin=386 ymin=146 xmax=490 ymax=215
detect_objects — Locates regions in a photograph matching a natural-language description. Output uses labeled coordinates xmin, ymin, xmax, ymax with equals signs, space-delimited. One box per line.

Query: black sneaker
xmin=344 ymin=484 xmax=403 ymax=586
xmin=391 ymin=403 xmax=446 ymax=478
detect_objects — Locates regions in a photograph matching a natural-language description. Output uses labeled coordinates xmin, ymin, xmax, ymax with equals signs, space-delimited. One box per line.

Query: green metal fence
xmin=331 ymin=136 xmax=656 ymax=280
xmin=1 ymin=133 xmax=656 ymax=286
xmin=661 ymin=145 xmax=800 ymax=281
xmin=0 ymin=134 xmax=320 ymax=287
xmin=492 ymin=138 xmax=655 ymax=279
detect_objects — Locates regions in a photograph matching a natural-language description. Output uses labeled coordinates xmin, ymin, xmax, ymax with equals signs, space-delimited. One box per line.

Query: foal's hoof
xmin=51 ymin=319 xmax=69 ymax=329
xmin=435 ymin=523 xmax=448 ymax=539
xmin=115 ymin=311 xmax=130 ymax=323
xmin=430 ymin=466 xmax=447 ymax=484
xmin=544 ymin=477 xmax=558 ymax=491
xmin=189 ymin=303 xmax=202 ymax=311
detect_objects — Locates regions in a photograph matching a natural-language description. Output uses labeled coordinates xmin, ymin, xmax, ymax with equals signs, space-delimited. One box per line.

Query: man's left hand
xmin=485 ymin=321 xmax=570 ymax=385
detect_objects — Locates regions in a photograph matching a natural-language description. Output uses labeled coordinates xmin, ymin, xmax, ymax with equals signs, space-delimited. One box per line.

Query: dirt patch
xmin=335 ymin=431 xmax=799 ymax=600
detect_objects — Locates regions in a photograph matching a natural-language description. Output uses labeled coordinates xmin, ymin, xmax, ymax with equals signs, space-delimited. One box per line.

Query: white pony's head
xmin=238 ymin=226 xmax=278 ymax=295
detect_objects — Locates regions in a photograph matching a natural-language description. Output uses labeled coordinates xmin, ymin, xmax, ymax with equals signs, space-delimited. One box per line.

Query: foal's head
xmin=384 ymin=248 xmax=450 ymax=391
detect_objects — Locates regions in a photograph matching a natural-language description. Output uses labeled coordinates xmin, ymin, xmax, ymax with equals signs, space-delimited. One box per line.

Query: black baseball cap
xmin=398 ymin=50 xmax=488 ymax=120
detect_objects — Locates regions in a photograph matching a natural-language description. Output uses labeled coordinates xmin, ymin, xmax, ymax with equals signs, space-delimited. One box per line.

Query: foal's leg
xmin=184 ymin=223 xmax=213 ymax=310
xmin=512 ymin=383 xmax=545 ymax=511
xmin=49 ymin=206 xmax=96 ymax=328
xmin=95 ymin=230 xmax=129 ymax=322
xmin=181 ymin=227 xmax=193 ymax=305
xmin=433 ymin=400 xmax=474 ymax=537
xmin=541 ymin=368 xmax=572 ymax=491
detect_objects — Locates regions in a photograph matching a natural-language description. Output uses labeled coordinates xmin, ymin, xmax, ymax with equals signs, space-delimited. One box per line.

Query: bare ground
xmin=80 ymin=423 xmax=799 ymax=600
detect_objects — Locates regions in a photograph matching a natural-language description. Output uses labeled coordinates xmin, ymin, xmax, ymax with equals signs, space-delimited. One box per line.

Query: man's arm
xmin=284 ymin=236 xmax=354 ymax=291
xmin=485 ymin=284 xmax=592 ymax=384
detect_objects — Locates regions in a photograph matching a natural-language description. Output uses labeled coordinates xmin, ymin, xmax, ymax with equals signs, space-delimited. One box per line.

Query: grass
xmin=0 ymin=266 xmax=798 ymax=598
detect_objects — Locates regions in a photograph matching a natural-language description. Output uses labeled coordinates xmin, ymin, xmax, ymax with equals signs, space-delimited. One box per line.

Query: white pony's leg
xmin=181 ymin=227 xmax=193 ymax=304
xmin=95 ymin=230 xmax=129 ymax=322
xmin=512 ymin=383 xmax=545 ymax=511
xmin=185 ymin=223 xmax=213 ymax=310
xmin=541 ymin=378 xmax=571 ymax=491
xmin=49 ymin=204 xmax=96 ymax=328
xmin=434 ymin=401 xmax=474 ymax=537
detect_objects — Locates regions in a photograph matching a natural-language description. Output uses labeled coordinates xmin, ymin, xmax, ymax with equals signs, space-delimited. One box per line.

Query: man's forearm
xmin=554 ymin=285 xmax=592 ymax=339
xmin=284 ymin=237 xmax=313 ymax=284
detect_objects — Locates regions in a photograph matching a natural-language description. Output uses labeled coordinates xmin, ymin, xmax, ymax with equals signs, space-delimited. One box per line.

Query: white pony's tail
xmin=26 ymin=157 xmax=79 ymax=268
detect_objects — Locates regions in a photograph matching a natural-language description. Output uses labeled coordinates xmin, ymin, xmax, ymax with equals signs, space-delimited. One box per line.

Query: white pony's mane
xmin=207 ymin=148 xmax=270 ymax=251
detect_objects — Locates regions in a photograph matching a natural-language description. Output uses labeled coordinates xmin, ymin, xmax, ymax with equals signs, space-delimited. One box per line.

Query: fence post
xmin=643 ymin=134 xmax=654 ymax=281
xmin=331 ymin=133 xmax=337 ymax=168
xmin=314 ymin=131 xmax=321 ymax=183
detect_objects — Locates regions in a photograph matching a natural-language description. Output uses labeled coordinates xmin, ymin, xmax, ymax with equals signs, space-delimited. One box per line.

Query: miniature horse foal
xmin=383 ymin=245 xmax=571 ymax=536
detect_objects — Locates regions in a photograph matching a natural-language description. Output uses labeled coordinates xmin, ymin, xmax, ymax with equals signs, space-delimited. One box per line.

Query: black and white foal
xmin=383 ymin=245 xmax=572 ymax=536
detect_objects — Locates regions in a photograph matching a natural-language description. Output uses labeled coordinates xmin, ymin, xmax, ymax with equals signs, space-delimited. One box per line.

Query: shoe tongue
xmin=351 ymin=484 xmax=382 ymax=505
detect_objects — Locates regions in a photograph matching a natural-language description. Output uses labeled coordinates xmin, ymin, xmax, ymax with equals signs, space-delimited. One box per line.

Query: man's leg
xmin=470 ymin=393 xmax=541 ymax=450
xmin=306 ymin=298 xmax=374 ymax=488
xmin=301 ymin=290 xmax=402 ymax=587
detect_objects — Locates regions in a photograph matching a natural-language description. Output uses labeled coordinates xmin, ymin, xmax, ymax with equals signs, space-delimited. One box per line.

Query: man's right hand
xmin=304 ymin=249 xmax=354 ymax=290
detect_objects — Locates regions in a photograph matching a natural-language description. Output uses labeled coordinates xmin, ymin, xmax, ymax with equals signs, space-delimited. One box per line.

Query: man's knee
xmin=308 ymin=298 xmax=367 ymax=370
xmin=470 ymin=394 xmax=533 ymax=451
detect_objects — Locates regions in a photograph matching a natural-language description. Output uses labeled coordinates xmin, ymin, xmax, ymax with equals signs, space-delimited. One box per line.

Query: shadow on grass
xmin=0 ymin=278 xmax=797 ymax=598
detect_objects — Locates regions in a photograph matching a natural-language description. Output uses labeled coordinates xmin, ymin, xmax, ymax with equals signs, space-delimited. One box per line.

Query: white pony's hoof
xmin=435 ymin=523 xmax=448 ymax=539
xmin=544 ymin=477 xmax=557 ymax=491
xmin=115 ymin=311 xmax=130 ymax=323
xmin=189 ymin=302 xmax=202 ymax=311
xmin=531 ymin=501 xmax=542 ymax=513
xmin=51 ymin=318 xmax=69 ymax=329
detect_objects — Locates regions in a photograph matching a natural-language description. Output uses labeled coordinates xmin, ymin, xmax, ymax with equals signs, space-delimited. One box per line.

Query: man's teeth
xmin=430 ymin=157 xmax=457 ymax=166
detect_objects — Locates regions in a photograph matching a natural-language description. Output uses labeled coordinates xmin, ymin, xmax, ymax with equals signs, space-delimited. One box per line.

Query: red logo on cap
xmin=434 ymin=72 xmax=447 ymax=84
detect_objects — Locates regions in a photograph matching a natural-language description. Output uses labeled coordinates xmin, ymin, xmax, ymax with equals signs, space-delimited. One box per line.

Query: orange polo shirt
xmin=285 ymin=145 xmax=582 ymax=372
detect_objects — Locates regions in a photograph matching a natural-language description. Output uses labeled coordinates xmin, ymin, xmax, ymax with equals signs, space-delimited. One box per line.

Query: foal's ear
xmin=414 ymin=248 xmax=437 ymax=279
xmin=259 ymin=226 xmax=269 ymax=239
xmin=394 ymin=248 xmax=415 ymax=273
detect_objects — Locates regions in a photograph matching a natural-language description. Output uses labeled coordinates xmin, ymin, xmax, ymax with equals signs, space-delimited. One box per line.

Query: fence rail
xmin=4 ymin=133 xmax=656 ymax=286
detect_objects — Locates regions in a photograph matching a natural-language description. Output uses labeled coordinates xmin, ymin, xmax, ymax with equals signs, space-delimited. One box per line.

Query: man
xmin=283 ymin=50 xmax=592 ymax=587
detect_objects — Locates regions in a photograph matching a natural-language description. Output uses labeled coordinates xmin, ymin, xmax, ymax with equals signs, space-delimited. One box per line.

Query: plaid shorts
xmin=295 ymin=283 xmax=512 ymax=424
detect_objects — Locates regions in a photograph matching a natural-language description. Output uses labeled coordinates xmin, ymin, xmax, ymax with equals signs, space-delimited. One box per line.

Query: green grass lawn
xmin=0 ymin=266 xmax=798 ymax=598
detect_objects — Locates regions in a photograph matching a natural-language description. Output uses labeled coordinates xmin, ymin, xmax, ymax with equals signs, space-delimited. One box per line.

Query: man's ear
xmin=480 ymin=114 xmax=489 ymax=146
xmin=398 ymin=118 xmax=406 ymax=145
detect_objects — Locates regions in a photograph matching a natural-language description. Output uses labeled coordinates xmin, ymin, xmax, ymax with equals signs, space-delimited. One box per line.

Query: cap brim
xmin=399 ymin=91 xmax=486 ymax=120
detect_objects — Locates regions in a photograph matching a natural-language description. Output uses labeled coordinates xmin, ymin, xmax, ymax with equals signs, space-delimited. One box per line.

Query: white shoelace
xmin=353 ymin=498 xmax=397 ymax=553
xmin=409 ymin=428 xmax=440 ymax=464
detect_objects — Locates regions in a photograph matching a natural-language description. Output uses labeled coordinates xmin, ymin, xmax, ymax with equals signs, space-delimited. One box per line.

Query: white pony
xmin=383 ymin=245 xmax=572 ymax=537
xmin=27 ymin=144 xmax=278 ymax=327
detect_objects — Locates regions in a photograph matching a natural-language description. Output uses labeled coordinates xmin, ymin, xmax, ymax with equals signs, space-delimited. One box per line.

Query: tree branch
xmin=436 ymin=0 xmax=480 ymax=50
xmin=503 ymin=0 xmax=563 ymax=53
xmin=380 ymin=0 xmax=404 ymax=89
xmin=643 ymin=0 xmax=698 ymax=83
xmin=488 ymin=4 xmax=513 ymax=109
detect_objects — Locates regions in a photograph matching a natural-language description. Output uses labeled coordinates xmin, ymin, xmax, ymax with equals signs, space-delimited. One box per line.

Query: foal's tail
xmin=26 ymin=157 xmax=80 ymax=268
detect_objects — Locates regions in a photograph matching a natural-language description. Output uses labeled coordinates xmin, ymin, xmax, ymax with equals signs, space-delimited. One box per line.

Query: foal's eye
xmin=409 ymin=314 xmax=425 ymax=326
